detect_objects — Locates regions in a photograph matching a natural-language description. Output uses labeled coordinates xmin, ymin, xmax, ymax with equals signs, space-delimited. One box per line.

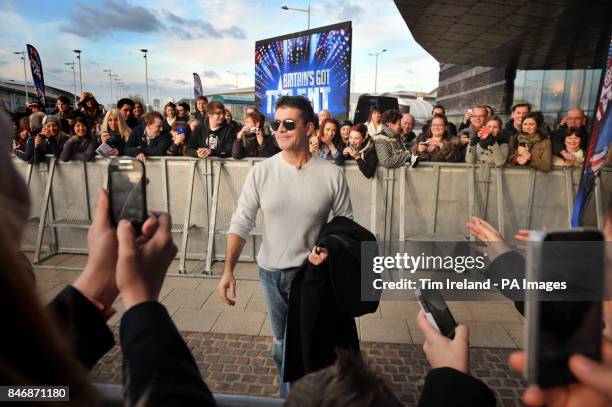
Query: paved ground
xmin=88 ymin=330 xmax=527 ymax=406
xmin=33 ymin=253 xmax=528 ymax=405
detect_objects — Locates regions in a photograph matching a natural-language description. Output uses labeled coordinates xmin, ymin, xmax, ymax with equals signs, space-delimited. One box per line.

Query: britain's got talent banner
xmin=255 ymin=22 xmax=352 ymax=121
xmin=26 ymin=44 xmax=45 ymax=106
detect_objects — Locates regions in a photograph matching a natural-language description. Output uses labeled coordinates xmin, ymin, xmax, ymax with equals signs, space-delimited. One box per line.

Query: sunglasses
xmin=271 ymin=119 xmax=306 ymax=131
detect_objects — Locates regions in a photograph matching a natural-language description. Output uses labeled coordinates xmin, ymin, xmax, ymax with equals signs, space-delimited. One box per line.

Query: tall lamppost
xmin=111 ymin=74 xmax=120 ymax=101
xmin=368 ymin=49 xmax=387 ymax=95
xmin=281 ymin=4 xmax=311 ymax=29
xmin=73 ymin=50 xmax=83 ymax=95
xmin=103 ymin=69 xmax=113 ymax=106
xmin=226 ymin=70 xmax=246 ymax=89
xmin=13 ymin=51 xmax=28 ymax=105
xmin=65 ymin=62 xmax=77 ymax=104
xmin=141 ymin=49 xmax=149 ymax=112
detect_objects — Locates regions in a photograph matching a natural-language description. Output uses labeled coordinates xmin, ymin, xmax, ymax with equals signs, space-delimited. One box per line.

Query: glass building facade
xmin=513 ymin=69 xmax=602 ymax=125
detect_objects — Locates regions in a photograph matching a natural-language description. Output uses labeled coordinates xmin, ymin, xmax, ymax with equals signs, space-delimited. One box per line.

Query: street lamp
xmin=368 ymin=49 xmax=387 ymax=95
xmin=103 ymin=69 xmax=113 ymax=107
xmin=141 ymin=49 xmax=149 ymax=112
xmin=226 ymin=70 xmax=246 ymax=89
xmin=13 ymin=51 xmax=29 ymax=105
xmin=65 ymin=62 xmax=78 ymax=104
xmin=281 ymin=4 xmax=311 ymax=29
xmin=73 ymin=50 xmax=83 ymax=95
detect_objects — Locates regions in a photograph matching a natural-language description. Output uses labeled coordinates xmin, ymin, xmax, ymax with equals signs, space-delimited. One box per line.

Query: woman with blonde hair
xmin=100 ymin=109 xmax=130 ymax=156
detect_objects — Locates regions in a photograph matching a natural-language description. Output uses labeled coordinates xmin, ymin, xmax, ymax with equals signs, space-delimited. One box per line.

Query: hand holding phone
xmin=108 ymin=158 xmax=147 ymax=236
xmin=525 ymin=229 xmax=604 ymax=388
xmin=416 ymin=288 xmax=457 ymax=339
xmin=416 ymin=310 xmax=469 ymax=374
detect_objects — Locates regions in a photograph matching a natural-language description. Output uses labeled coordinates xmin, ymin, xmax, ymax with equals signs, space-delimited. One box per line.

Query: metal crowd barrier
xmin=14 ymin=156 xmax=610 ymax=275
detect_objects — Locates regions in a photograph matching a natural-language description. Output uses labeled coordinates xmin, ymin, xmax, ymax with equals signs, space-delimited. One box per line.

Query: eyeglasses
xmin=271 ymin=119 xmax=306 ymax=131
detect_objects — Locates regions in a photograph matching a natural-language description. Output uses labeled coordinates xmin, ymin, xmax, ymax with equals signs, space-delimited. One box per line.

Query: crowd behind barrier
xmin=7 ymin=93 xmax=609 ymax=176
xmin=15 ymin=155 xmax=611 ymax=274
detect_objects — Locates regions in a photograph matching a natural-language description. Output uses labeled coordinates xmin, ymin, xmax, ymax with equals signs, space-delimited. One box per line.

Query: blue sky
xmin=0 ymin=0 xmax=439 ymax=106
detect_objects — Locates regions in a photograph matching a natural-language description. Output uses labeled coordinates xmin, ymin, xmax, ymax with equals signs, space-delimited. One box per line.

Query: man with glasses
xmin=217 ymin=95 xmax=352 ymax=396
xmin=551 ymin=107 xmax=590 ymax=158
xmin=457 ymin=105 xmax=488 ymax=160
xmin=186 ymin=100 xmax=236 ymax=158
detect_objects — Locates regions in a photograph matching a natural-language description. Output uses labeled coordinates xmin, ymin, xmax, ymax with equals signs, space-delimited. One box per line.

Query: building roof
xmin=394 ymin=0 xmax=612 ymax=69
xmin=0 ymin=80 xmax=74 ymax=100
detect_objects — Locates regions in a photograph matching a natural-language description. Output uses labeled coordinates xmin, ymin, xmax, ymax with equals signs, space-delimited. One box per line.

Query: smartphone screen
xmin=108 ymin=158 xmax=147 ymax=235
xmin=416 ymin=288 xmax=457 ymax=339
xmin=527 ymin=230 xmax=603 ymax=388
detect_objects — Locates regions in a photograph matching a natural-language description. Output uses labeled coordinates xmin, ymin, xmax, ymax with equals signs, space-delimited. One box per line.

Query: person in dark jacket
xmin=77 ymin=92 xmax=104 ymax=124
xmin=400 ymin=113 xmax=417 ymax=149
xmin=166 ymin=121 xmax=192 ymax=157
xmin=413 ymin=115 xmax=461 ymax=163
xmin=501 ymin=103 xmax=531 ymax=144
xmin=225 ymin=109 xmax=242 ymax=135
xmin=187 ymin=100 xmax=236 ymax=158
xmin=117 ymin=98 xmax=140 ymax=130
xmin=52 ymin=95 xmax=73 ymax=134
xmin=421 ymin=105 xmax=458 ymax=137
xmin=341 ymin=123 xmax=378 ymax=178
xmin=32 ymin=115 xmax=69 ymax=163
xmin=125 ymin=112 xmax=171 ymax=162
xmin=231 ymin=111 xmax=279 ymax=159
xmin=190 ymin=95 xmax=208 ymax=124
xmin=550 ymin=107 xmax=590 ymax=157
xmin=60 ymin=117 xmax=98 ymax=162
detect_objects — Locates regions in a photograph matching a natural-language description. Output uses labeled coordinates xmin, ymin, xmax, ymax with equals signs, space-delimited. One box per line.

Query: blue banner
xmin=193 ymin=72 xmax=203 ymax=97
xmin=255 ymin=22 xmax=352 ymax=121
xmin=571 ymin=39 xmax=612 ymax=226
xmin=26 ymin=44 xmax=45 ymax=106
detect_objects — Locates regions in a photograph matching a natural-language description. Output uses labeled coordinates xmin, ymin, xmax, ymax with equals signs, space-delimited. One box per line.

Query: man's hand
xmin=308 ymin=245 xmax=328 ymax=265
xmin=217 ymin=271 xmax=237 ymax=306
xmin=197 ymin=148 xmax=211 ymax=158
xmin=466 ymin=216 xmax=511 ymax=261
xmin=116 ymin=214 xmax=177 ymax=310
xmin=136 ymin=153 xmax=146 ymax=163
xmin=417 ymin=311 xmax=470 ymax=373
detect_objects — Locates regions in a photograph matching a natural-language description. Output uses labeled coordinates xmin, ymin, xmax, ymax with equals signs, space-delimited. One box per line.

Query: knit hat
xmin=42 ymin=115 xmax=61 ymax=127
xmin=29 ymin=112 xmax=46 ymax=132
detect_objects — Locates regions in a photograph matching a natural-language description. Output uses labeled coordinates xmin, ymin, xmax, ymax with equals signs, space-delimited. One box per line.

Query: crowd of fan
xmin=7 ymin=92 xmax=596 ymax=178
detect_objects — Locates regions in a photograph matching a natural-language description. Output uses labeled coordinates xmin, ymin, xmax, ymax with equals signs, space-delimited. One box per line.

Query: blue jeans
xmin=259 ymin=266 xmax=300 ymax=398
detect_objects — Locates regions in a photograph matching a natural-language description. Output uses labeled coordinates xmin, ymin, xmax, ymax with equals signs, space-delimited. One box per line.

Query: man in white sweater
xmin=217 ymin=96 xmax=353 ymax=396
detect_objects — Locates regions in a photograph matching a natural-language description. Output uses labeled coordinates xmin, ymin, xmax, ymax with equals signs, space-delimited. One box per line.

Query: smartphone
xmin=416 ymin=288 xmax=457 ymax=339
xmin=518 ymin=142 xmax=527 ymax=147
xmin=177 ymin=126 xmax=185 ymax=136
xmin=525 ymin=229 xmax=604 ymax=388
xmin=107 ymin=158 xmax=147 ymax=236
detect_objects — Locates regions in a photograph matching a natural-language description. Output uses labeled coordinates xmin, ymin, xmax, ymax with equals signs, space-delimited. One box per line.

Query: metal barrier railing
xmin=14 ymin=156 xmax=610 ymax=275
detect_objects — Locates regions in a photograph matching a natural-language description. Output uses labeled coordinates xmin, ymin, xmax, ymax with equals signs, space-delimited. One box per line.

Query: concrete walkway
xmin=31 ymin=253 xmax=525 ymax=349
